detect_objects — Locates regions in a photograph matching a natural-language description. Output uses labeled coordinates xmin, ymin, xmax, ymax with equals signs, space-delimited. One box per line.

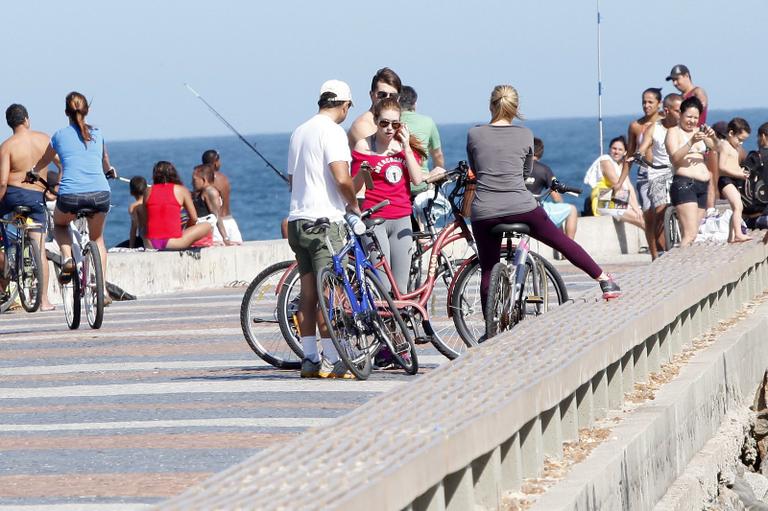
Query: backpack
xmin=740 ymin=148 xmax=768 ymax=214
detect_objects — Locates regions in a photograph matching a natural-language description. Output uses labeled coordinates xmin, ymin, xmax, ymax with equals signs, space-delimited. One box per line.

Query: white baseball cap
xmin=319 ymin=79 xmax=353 ymax=105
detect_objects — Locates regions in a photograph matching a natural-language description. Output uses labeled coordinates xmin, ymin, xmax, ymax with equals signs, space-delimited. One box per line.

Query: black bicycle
xmin=0 ymin=207 xmax=44 ymax=313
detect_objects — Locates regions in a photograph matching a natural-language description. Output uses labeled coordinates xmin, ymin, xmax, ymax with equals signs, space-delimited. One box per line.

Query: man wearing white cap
xmin=286 ymin=80 xmax=360 ymax=379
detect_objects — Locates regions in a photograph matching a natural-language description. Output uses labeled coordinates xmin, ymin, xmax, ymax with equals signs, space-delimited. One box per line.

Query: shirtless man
xmin=0 ymin=104 xmax=55 ymax=310
xmin=347 ymin=67 xmax=402 ymax=149
xmin=201 ymin=149 xmax=242 ymax=244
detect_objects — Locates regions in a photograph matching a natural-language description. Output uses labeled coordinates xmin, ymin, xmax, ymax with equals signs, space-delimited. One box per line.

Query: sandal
xmin=58 ymin=258 xmax=75 ymax=284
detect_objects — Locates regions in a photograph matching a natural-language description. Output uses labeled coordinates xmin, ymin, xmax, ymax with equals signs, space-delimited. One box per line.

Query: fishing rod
xmin=596 ymin=0 xmax=605 ymax=155
xmin=184 ymin=83 xmax=289 ymax=183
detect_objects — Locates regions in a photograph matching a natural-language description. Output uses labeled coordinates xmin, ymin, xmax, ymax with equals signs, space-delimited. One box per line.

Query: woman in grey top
xmin=467 ymin=85 xmax=621 ymax=314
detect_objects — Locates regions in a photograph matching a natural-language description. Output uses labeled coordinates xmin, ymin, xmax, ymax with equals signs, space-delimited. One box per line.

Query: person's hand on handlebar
xmin=346 ymin=204 xmax=362 ymax=217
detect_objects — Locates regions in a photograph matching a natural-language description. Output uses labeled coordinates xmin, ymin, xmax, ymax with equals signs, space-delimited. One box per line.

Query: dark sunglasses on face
xmin=375 ymin=91 xmax=400 ymax=100
xmin=378 ymin=120 xmax=402 ymax=129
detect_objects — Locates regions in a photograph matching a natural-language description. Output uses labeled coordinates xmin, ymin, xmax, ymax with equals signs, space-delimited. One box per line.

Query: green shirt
xmin=401 ymin=110 xmax=442 ymax=194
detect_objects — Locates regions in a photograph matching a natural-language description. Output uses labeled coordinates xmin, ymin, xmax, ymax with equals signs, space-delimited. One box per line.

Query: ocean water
xmin=103 ymin=108 xmax=768 ymax=248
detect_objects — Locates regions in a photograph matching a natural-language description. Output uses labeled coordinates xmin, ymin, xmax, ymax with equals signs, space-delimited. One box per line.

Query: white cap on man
xmin=319 ymin=80 xmax=353 ymax=106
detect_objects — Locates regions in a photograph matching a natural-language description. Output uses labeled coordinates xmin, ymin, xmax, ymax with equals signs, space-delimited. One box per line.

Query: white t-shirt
xmin=287 ymin=114 xmax=351 ymax=222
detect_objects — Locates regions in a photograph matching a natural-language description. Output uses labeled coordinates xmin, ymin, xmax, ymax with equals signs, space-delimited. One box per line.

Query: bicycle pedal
xmin=394 ymin=341 xmax=409 ymax=353
xmin=526 ymin=295 xmax=544 ymax=304
xmin=413 ymin=336 xmax=431 ymax=345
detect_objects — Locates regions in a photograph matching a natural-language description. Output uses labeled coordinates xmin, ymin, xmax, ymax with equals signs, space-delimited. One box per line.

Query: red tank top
xmin=351 ymin=150 xmax=415 ymax=219
xmin=145 ymin=183 xmax=182 ymax=239
xmin=683 ymin=90 xmax=707 ymax=126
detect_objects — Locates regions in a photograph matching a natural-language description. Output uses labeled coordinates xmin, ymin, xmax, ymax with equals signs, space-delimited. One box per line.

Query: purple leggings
xmin=473 ymin=206 xmax=602 ymax=312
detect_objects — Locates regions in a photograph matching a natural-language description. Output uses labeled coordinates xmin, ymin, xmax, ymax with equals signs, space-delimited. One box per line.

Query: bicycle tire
xmin=365 ymin=269 xmax=418 ymax=375
xmin=485 ymin=262 xmax=513 ymax=340
xmin=274 ymin=264 xmax=307 ymax=359
xmin=240 ymin=261 xmax=302 ymax=369
xmin=83 ymin=242 xmax=104 ymax=329
xmin=317 ymin=267 xmax=372 ymax=380
xmin=17 ymin=234 xmax=43 ymax=313
xmin=58 ymin=262 xmax=81 ymax=330
xmin=663 ymin=206 xmax=680 ymax=250
xmin=0 ymin=282 xmax=19 ymax=313
xmin=422 ymin=259 xmax=470 ymax=360
xmin=451 ymin=251 xmax=568 ymax=346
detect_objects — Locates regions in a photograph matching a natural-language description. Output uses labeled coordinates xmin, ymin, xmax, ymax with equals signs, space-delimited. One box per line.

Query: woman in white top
xmin=665 ymin=96 xmax=718 ymax=247
xmin=587 ymin=136 xmax=645 ymax=229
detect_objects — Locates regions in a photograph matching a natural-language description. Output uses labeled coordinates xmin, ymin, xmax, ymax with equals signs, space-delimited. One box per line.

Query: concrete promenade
xmin=0 ymin=261 xmax=625 ymax=509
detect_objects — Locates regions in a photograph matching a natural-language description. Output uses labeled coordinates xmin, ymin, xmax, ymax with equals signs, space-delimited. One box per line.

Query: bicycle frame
xmin=324 ymin=227 xmax=379 ymax=324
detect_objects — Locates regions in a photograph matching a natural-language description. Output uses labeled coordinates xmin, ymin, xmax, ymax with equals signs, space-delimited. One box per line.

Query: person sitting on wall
xmin=137 ymin=161 xmax=211 ymax=251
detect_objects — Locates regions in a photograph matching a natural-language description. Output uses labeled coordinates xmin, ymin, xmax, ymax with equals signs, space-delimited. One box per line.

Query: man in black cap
xmin=666 ymin=64 xmax=709 ymax=126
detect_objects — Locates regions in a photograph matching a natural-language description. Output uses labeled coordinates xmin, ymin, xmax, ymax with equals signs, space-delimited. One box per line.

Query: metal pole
xmin=597 ymin=0 xmax=604 ymax=155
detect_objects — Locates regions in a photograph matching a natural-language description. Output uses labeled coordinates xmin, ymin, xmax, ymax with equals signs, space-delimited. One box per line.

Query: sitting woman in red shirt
xmin=139 ymin=161 xmax=211 ymax=250
xmin=352 ymin=97 xmax=437 ymax=292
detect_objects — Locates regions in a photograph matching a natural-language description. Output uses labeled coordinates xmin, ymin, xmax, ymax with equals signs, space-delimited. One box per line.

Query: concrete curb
xmin=531 ymin=301 xmax=768 ymax=510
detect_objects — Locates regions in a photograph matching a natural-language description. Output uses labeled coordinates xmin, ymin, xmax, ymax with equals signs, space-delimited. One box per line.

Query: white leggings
xmin=367 ymin=216 xmax=413 ymax=293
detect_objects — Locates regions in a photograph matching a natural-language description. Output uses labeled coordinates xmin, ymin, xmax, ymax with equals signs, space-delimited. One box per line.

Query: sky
xmin=3 ymin=0 xmax=766 ymax=141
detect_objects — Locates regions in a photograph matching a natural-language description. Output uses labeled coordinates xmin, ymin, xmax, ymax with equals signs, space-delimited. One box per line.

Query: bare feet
xmin=40 ymin=303 xmax=56 ymax=312
xmin=729 ymin=235 xmax=753 ymax=244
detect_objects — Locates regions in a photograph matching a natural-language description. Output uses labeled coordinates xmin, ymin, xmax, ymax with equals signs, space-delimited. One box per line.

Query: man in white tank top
xmin=616 ymin=93 xmax=682 ymax=259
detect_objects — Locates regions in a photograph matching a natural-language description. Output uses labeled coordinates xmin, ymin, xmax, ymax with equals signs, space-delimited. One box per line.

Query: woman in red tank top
xmin=140 ymin=161 xmax=212 ymax=250
xmin=351 ymin=98 xmax=439 ymax=292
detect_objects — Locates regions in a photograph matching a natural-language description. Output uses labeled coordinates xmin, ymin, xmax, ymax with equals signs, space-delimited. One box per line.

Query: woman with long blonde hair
xmin=467 ymin=85 xmax=621 ymax=319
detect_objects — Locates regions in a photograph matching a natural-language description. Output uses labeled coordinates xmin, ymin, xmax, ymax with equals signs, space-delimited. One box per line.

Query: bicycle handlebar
xmin=632 ymin=153 xmax=669 ymax=170
xmin=362 ymin=199 xmax=390 ymax=219
xmin=550 ymin=179 xmax=581 ymax=196
xmin=424 ymin=161 xmax=470 ymax=184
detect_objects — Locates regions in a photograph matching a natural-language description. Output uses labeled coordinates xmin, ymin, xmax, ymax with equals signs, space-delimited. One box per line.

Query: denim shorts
xmin=0 ymin=186 xmax=47 ymax=226
xmin=56 ymin=191 xmax=111 ymax=215
xmin=670 ymin=176 xmax=708 ymax=209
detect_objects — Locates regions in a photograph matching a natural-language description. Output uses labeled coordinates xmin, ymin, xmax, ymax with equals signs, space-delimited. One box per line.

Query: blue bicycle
xmin=311 ymin=200 xmax=417 ymax=380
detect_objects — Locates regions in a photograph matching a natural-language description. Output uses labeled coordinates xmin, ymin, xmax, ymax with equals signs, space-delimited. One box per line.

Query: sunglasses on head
xmin=378 ymin=120 xmax=402 ymax=129
xmin=375 ymin=91 xmax=400 ymax=100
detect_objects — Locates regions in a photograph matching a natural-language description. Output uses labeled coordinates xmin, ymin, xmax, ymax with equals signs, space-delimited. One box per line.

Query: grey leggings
xmin=367 ymin=216 xmax=413 ymax=293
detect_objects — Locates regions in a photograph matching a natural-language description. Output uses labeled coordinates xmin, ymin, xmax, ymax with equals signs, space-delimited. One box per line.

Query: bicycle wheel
xmin=450 ymin=258 xmax=484 ymax=347
xmin=240 ymin=261 xmax=302 ymax=369
xmin=485 ymin=262 xmax=514 ymax=340
xmin=423 ymin=259 xmax=469 ymax=360
xmin=0 ymin=281 xmax=19 ymax=313
xmin=317 ymin=267 xmax=372 ymax=380
xmin=451 ymin=251 xmax=568 ymax=346
xmin=523 ymin=254 xmax=569 ymax=316
xmin=17 ymin=235 xmax=43 ymax=313
xmin=57 ymin=262 xmax=80 ymax=330
xmin=83 ymin=242 xmax=104 ymax=329
xmin=663 ymin=206 xmax=680 ymax=250
xmin=365 ymin=269 xmax=418 ymax=375
xmin=274 ymin=264 xmax=307 ymax=359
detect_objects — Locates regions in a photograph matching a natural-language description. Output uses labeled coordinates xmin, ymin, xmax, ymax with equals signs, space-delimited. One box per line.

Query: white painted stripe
xmin=0 ymin=355 xmax=446 ymax=376
xmin=0 ymin=505 xmax=152 ymax=511
xmin=0 ymin=417 xmax=334 ymax=432
xmin=0 ymin=328 xmax=245 ymax=342
xmin=138 ymin=292 xmax=243 ymax=302
xmin=0 ymin=379 xmax=402 ymax=399
xmin=0 ymin=313 xmax=240 ymax=331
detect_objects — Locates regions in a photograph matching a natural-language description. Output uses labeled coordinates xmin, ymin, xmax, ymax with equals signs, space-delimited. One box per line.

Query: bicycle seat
xmin=13 ymin=206 xmax=32 ymax=217
xmin=76 ymin=208 xmax=97 ymax=219
xmin=490 ymin=223 xmax=530 ymax=236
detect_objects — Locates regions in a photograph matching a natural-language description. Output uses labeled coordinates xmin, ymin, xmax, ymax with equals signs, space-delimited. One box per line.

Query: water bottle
xmin=344 ymin=213 xmax=366 ymax=236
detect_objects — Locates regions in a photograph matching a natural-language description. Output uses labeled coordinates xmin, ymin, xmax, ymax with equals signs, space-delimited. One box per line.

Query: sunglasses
xmin=375 ymin=91 xmax=400 ymax=100
xmin=378 ymin=120 xmax=402 ymax=129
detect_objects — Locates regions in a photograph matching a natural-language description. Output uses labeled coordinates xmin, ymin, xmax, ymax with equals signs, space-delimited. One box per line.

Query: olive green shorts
xmin=287 ymin=219 xmax=345 ymax=276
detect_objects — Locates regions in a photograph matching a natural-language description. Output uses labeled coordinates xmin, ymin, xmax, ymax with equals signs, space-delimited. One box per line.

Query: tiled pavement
xmin=0 ymin=263 xmax=637 ymax=510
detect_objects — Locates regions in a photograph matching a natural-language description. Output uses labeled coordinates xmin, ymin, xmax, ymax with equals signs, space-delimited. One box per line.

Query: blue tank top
xmin=52 ymin=124 xmax=110 ymax=195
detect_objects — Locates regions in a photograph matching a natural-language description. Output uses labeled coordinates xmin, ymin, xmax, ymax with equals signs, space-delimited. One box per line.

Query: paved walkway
xmin=0 ymin=263 xmax=638 ymax=509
